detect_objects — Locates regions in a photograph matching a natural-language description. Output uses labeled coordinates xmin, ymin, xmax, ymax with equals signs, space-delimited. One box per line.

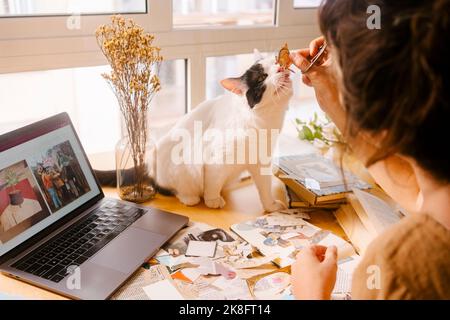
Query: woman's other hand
xmin=291 ymin=245 xmax=338 ymax=300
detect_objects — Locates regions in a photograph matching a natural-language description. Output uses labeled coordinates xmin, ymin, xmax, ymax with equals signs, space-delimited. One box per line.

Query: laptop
xmin=0 ymin=113 xmax=188 ymax=299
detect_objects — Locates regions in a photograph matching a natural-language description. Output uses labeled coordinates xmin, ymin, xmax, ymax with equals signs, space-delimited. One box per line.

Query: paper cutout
xmin=180 ymin=268 xmax=202 ymax=282
xmin=185 ymin=240 xmax=217 ymax=258
xmin=143 ymin=279 xmax=185 ymax=300
xmin=171 ymin=270 xmax=194 ymax=283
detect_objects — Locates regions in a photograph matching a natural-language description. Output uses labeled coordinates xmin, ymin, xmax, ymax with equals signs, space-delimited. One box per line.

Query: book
xmin=274 ymin=154 xmax=371 ymax=205
xmin=334 ymin=204 xmax=374 ymax=254
xmin=350 ymin=188 xmax=403 ymax=236
xmin=285 ymin=186 xmax=342 ymax=209
xmin=334 ymin=189 xmax=404 ymax=254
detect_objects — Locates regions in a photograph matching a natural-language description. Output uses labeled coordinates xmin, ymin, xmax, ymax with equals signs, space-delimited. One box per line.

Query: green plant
xmin=3 ymin=170 xmax=23 ymax=192
xmin=295 ymin=113 xmax=345 ymax=146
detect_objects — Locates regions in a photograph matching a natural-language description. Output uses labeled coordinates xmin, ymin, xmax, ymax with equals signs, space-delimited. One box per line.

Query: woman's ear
xmin=221 ymin=78 xmax=246 ymax=95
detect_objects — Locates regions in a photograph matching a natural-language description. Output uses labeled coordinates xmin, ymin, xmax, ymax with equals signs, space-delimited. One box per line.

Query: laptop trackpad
xmin=90 ymin=227 xmax=166 ymax=274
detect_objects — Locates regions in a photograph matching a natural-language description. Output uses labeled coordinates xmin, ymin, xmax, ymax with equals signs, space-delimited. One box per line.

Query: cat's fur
xmin=155 ymin=50 xmax=293 ymax=212
xmin=95 ymin=50 xmax=293 ymax=212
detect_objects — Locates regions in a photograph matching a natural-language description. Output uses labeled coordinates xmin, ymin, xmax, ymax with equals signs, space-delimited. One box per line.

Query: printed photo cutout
xmin=28 ymin=140 xmax=90 ymax=212
xmin=0 ymin=160 xmax=51 ymax=244
xmin=197 ymin=228 xmax=235 ymax=242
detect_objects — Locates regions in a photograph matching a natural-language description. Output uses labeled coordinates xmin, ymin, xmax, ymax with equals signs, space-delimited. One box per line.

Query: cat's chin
xmin=275 ymin=75 xmax=292 ymax=90
xmin=274 ymin=81 xmax=293 ymax=98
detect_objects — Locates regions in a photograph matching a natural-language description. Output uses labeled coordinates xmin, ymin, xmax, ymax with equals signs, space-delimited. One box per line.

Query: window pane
xmin=293 ymin=0 xmax=321 ymax=8
xmin=173 ymin=0 xmax=275 ymax=28
xmin=206 ymin=53 xmax=319 ymax=119
xmin=0 ymin=60 xmax=186 ymax=155
xmin=0 ymin=0 xmax=146 ymax=17
xmin=206 ymin=53 xmax=256 ymax=99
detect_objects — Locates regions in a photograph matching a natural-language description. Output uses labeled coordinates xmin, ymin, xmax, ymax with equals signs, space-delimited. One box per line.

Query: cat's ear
xmin=253 ymin=48 xmax=263 ymax=61
xmin=221 ymin=78 xmax=245 ymax=95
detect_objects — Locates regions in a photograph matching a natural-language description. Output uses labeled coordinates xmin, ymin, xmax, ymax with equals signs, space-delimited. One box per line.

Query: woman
xmin=290 ymin=0 xmax=450 ymax=299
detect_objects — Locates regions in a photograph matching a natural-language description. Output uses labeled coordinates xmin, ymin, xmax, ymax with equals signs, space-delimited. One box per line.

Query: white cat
xmin=156 ymin=50 xmax=293 ymax=212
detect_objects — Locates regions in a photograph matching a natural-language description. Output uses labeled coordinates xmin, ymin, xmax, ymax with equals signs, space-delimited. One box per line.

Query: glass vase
xmin=115 ymin=129 xmax=157 ymax=203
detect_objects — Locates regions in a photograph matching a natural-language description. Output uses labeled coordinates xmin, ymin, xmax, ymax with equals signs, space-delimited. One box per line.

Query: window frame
xmin=0 ymin=0 xmax=320 ymax=110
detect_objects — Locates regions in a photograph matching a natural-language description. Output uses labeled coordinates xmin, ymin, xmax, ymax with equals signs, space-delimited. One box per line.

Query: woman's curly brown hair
xmin=319 ymin=0 xmax=450 ymax=182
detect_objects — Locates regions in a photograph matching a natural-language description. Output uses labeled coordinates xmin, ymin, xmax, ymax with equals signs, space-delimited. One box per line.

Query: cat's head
xmin=221 ymin=49 xmax=293 ymax=109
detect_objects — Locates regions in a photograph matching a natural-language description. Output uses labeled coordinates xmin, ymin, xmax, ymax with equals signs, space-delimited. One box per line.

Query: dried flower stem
xmin=96 ymin=15 xmax=163 ymax=199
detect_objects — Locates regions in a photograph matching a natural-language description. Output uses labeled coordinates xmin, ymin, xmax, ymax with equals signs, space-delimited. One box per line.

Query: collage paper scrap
xmin=112 ymin=210 xmax=360 ymax=300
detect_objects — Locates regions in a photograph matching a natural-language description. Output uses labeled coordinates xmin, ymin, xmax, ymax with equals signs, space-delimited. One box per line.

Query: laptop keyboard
xmin=11 ymin=200 xmax=146 ymax=283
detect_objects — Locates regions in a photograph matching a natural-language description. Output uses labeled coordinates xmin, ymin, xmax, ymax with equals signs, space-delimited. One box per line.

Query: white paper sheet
xmin=111 ymin=265 xmax=169 ymax=300
xmin=332 ymin=255 xmax=361 ymax=294
xmin=182 ymin=268 xmax=202 ymax=282
xmin=143 ymin=279 xmax=185 ymax=300
xmin=185 ymin=240 xmax=217 ymax=257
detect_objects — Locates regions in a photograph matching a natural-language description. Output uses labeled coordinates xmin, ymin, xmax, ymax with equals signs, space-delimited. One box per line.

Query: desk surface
xmin=0 ymin=176 xmax=345 ymax=300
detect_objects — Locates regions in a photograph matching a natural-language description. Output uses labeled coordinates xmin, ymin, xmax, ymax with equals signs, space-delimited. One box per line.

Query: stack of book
xmin=285 ymin=186 xmax=343 ymax=210
xmin=273 ymin=153 xmax=406 ymax=255
xmin=334 ymin=188 xmax=405 ymax=254
xmin=274 ymin=153 xmax=371 ymax=209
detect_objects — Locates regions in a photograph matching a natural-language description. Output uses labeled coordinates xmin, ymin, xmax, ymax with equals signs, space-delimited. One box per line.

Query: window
xmin=1 ymin=0 xmax=320 ymax=155
xmin=293 ymin=0 xmax=322 ymax=9
xmin=0 ymin=0 xmax=146 ymax=17
xmin=0 ymin=59 xmax=187 ymax=155
xmin=206 ymin=53 xmax=258 ymax=99
xmin=173 ymin=0 xmax=275 ymax=28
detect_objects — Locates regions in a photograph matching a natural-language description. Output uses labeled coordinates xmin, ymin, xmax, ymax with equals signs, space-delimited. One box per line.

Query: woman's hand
xmin=290 ymin=37 xmax=345 ymax=130
xmin=291 ymin=245 xmax=338 ymax=300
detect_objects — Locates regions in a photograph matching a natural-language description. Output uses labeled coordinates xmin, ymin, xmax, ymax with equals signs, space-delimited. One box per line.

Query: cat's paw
xmin=205 ymin=196 xmax=226 ymax=209
xmin=177 ymin=195 xmax=201 ymax=206
xmin=263 ymin=200 xmax=287 ymax=213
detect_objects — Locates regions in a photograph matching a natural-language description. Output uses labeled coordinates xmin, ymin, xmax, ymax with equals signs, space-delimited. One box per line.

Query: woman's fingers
xmin=291 ymin=36 xmax=326 ymax=70
xmin=296 ymin=245 xmax=319 ymax=264
xmin=311 ymin=245 xmax=328 ymax=262
xmin=296 ymin=245 xmax=335 ymax=264
xmin=290 ymin=50 xmax=311 ymax=72
xmin=309 ymin=36 xmax=325 ymax=56
xmin=323 ymin=246 xmax=338 ymax=265
xmin=297 ymin=48 xmax=311 ymax=59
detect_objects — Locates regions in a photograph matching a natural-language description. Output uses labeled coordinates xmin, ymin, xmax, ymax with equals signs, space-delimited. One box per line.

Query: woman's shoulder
xmin=353 ymin=213 xmax=450 ymax=299
xmin=370 ymin=213 xmax=450 ymax=259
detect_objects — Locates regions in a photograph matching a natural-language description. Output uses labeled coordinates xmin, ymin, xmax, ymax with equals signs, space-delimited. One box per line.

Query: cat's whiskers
xmin=274 ymin=75 xmax=291 ymax=98
xmin=277 ymin=82 xmax=290 ymax=98
xmin=275 ymin=86 xmax=281 ymax=100
xmin=270 ymin=83 xmax=282 ymax=104
xmin=280 ymin=85 xmax=290 ymax=97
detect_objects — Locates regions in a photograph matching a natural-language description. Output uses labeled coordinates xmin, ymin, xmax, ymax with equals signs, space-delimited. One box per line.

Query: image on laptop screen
xmin=0 ymin=120 xmax=100 ymax=256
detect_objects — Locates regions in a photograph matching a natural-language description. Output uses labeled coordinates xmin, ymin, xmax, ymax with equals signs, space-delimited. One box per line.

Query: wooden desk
xmin=0 ymin=176 xmax=344 ymax=300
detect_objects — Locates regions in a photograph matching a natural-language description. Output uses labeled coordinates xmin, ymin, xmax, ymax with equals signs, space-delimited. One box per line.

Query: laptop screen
xmin=0 ymin=115 xmax=101 ymax=256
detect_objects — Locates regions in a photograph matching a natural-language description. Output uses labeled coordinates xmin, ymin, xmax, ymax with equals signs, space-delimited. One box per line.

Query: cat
xmin=95 ymin=49 xmax=293 ymax=212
